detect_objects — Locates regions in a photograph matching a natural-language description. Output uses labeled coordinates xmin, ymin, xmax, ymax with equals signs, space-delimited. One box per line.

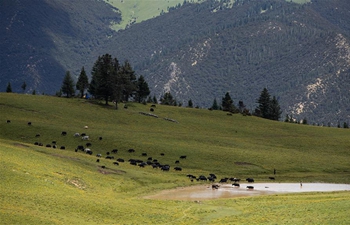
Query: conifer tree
xmin=76 ymin=67 xmax=89 ymax=98
xmin=188 ymin=99 xmax=193 ymax=108
xmin=61 ymin=71 xmax=75 ymax=98
xmin=221 ymin=92 xmax=236 ymax=112
xmin=21 ymin=81 xmax=27 ymax=93
xmin=6 ymin=82 xmax=12 ymax=93
xmin=211 ymin=98 xmax=219 ymax=110
xmin=135 ymin=75 xmax=150 ymax=103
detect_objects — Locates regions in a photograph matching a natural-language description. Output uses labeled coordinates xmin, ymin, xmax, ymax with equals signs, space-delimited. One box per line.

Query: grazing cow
xmin=38 ymin=143 xmax=43 ymax=146
xmin=34 ymin=142 xmax=39 ymax=145
xmin=35 ymin=134 xmax=40 ymax=137
xmin=138 ymin=162 xmax=147 ymax=167
xmin=74 ymin=133 xmax=80 ymax=137
xmin=99 ymin=137 xmax=103 ymax=140
xmin=209 ymin=174 xmax=217 ymax=179
xmin=113 ymin=162 xmax=119 ymax=165
xmin=175 ymin=160 xmax=180 ymax=164
xmin=60 ymin=146 xmax=65 ymax=150
xmin=141 ymin=153 xmax=147 ymax=156
xmin=86 ymin=143 xmax=92 ymax=147
xmin=52 ymin=145 xmax=57 ymax=149
xmin=112 ymin=149 xmax=118 ymax=154
xmin=81 ymin=133 xmax=86 ymax=137
xmin=232 ymin=183 xmax=240 ymax=187
xmin=117 ymin=158 xmax=125 ymax=162
xmin=212 ymin=184 xmax=220 ymax=189
xmin=77 ymin=145 xmax=84 ymax=150
xmin=147 ymin=157 xmax=152 ymax=161
xmin=160 ymin=153 xmax=165 ymax=156
xmin=128 ymin=148 xmax=135 ymax=153
xmin=61 ymin=131 xmax=67 ymax=136
xmin=174 ymin=167 xmax=182 ymax=171
xmin=84 ymin=148 xmax=92 ymax=153
xmin=28 ymin=122 xmax=32 ymax=125
xmin=52 ymin=141 xmax=56 ymax=144
xmin=87 ymin=151 xmax=93 ymax=155
xmin=269 ymin=177 xmax=275 ymax=180
xmin=96 ymin=159 xmax=100 ymax=162
xmin=6 ymin=120 xmax=11 ymax=123
xmin=246 ymin=178 xmax=254 ymax=183
xmin=151 ymin=104 xmax=156 ymax=108
xmin=161 ymin=165 xmax=170 ymax=171
xmin=46 ymin=144 xmax=51 ymax=148
xmin=247 ymin=186 xmax=254 ymax=189
xmin=106 ymin=152 xmax=110 ymax=155
xmin=219 ymin=178 xmax=228 ymax=183
xmin=101 ymin=166 xmax=106 ymax=169
xmin=208 ymin=177 xmax=216 ymax=182
xmin=96 ymin=154 xmax=102 ymax=157
xmin=150 ymin=108 xmax=154 ymax=112
xmin=198 ymin=175 xmax=207 ymax=181
xmin=82 ymin=136 xmax=89 ymax=140
xmin=106 ymin=156 xmax=114 ymax=160
xmin=180 ymin=155 xmax=187 ymax=159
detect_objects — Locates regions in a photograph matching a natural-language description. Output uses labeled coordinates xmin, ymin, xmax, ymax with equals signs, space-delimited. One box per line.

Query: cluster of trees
xmin=60 ymin=54 xmax=151 ymax=109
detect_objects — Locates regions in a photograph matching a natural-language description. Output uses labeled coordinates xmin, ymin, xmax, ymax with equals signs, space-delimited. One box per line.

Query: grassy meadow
xmin=0 ymin=93 xmax=349 ymax=224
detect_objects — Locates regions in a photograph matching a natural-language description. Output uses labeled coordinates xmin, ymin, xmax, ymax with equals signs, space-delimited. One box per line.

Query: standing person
xmin=300 ymin=181 xmax=303 ymax=188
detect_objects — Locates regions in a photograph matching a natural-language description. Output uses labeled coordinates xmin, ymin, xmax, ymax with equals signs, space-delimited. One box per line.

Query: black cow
xmin=212 ymin=184 xmax=220 ymax=189
xmin=161 ymin=165 xmax=170 ymax=171
xmin=28 ymin=122 xmax=32 ymax=125
xmin=46 ymin=144 xmax=51 ymax=148
xmin=246 ymin=178 xmax=254 ymax=183
xmin=219 ymin=178 xmax=228 ymax=183
xmin=34 ymin=142 xmax=39 ymax=145
xmin=175 ymin=160 xmax=180 ymax=164
xmin=52 ymin=141 xmax=56 ymax=144
xmin=180 ymin=155 xmax=187 ymax=159
xmin=174 ymin=167 xmax=182 ymax=171
xmin=6 ymin=120 xmax=11 ymax=123
xmin=208 ymin=177 xmax=216 ymax=182
xmin=198 ymin=175 xmax=207 ymax=181
xmin=106 ymin=152 xmax=110 ymax=155
xmin=106 ymin=156 xmax=114 ymax=159
xmin=150 ymin=108 xmax=154 ymax=112
xmin=160 ymin=153 xmax=165 ymax=156
xmin=128 ymin=149 xmax=135 ymax=153
xmin=86 ymin=143 xmax=92 ymax=147
xmin=113 ymin=162 xmax=119 ymax=165
xmin=232 ymin=183 xmax=240 ymax=187
xmin=77 ymin=145 xmax=84 ymax=150
xmin=61 ymin=131 xmax=67 ymax=136
xmin=269 ymin=177 xmax=275 ymax=180
xmin=209 ymin=174 xmax=217 ymax=179
xmin=247 ymin=186 xmax=254 ymax=189
xmin=117 ymin=158 xmax=125 ymax=162
xmin=141 ymin=153 xmax=147 ymax=156
xmin=112 ymin=149 xmax=118 ymax=153
xmin=35 ymin=134 xmax=40 ymax=137
xmin=99 ymin=137 xmax=103 ymax=140
xmin=52 ymin=145 xmax=57 ymax=149
xmin=147 ymin=157 xmax=152 ymax=161
xmin=60 ymin=146 xmax=65 ymax=150
xmin=96 ymin=159 xmax=100 ymax=163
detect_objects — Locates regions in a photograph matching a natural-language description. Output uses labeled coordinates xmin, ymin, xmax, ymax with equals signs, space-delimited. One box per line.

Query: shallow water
xmin=145 ymin=183 xmax=350 ymax=200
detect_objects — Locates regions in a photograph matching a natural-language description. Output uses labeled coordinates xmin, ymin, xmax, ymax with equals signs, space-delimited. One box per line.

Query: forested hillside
xmin=1 ymin=0 xmax=350 ymax=125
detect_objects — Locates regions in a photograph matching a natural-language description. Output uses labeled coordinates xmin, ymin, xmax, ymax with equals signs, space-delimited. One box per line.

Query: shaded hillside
xmin=0 ymin=0 xmax=120 ymax=93
xmin=105 ymin=0 xmax=350 ymax=124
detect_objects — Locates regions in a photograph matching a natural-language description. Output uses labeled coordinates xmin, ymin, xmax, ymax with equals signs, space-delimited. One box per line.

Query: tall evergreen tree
xmin=21 ymin=81 xmax=27 ymax=93
xmin=6 ymin=82 xmax=12 ymax=93
xmin=135 ymin=75 xmax=150 ymax=103
xmin=256 ymin=88 xmax=271 ymax=118
xmin=222 ymin=92 xmax=236 ymax=112
xmin=187 ymin=99 xmax=193 ymax=108
xmin=269 ymin=96 xmax=282 ymax=120
xmin=119 ymin=60 xmax=137 ymax=102
xmin=211 ymin=98 xmax=219 ymax=110
xmin=89 ymin=54 xmax=119 ymax=105
xmin=76 ymin=67 xmax=89 ymax=98
xmin=61 ymin=71 xmax=75 ymax=98
xmin=160 ymin=92 xmax=175 ymax=105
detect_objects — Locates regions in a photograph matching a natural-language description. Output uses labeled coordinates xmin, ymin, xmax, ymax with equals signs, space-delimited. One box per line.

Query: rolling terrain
xmin=0 ymin=93 xmax=350 ymax=224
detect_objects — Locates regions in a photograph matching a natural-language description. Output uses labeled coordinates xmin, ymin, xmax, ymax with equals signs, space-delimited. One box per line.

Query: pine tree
xmin=188 ymin=99 xmax=193 ymax=108
xmin=211 ymin=98 xmax=219 ymax=110
xmin=221 ymin=92 xmax=236 ymax=112
xmin=135 ymin=75 xmax=150 ymax=103
xmin=21 ymin=81 xmax=27 ymax=93
xmin=6 ymin=82 xmax=12 ymax=93
xmin=269 ymin=96 xmax=282 ymax=120
xmin=61 ymin=71 xmax=75 ymax=98
xmin=160 ymin=92 xmax=175 ymax=105
xmin=119 ymin=60 xmax=137 ymax=102
xmin=256 ymin=88 xmax=271 ymax=118
xmin=76 ymin=67 xmax=89 ymax=98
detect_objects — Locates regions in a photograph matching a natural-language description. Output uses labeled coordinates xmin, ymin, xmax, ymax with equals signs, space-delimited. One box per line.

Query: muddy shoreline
xmin=145 ymin=183 xmax=350 ymax=200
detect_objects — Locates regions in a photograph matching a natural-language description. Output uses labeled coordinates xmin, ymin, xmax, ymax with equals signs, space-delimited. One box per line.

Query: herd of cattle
xmin=6 ymin=119 xmax=275 ymax=190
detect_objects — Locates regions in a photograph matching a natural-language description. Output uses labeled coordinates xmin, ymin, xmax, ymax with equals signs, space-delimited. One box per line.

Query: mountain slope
xmin=1 ymin=0 xmax=350 ymax=124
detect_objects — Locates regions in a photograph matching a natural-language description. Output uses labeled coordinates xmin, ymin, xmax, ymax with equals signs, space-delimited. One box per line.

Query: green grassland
xmin=105 ymin=0 xmax=311 ymax=31
xmin=0 ymin=93 xmax=349 ymax=224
